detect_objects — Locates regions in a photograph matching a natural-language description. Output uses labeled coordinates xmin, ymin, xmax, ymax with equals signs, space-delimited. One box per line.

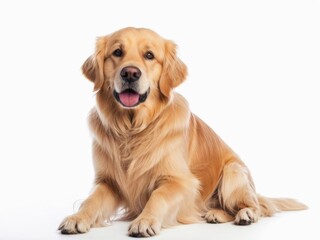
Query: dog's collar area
xmin=113 ymin=88 xmax=150 ymax=108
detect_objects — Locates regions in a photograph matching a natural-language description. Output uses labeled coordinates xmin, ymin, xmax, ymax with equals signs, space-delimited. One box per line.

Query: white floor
xmin=1 ymin=203 xmax=318 ymax=240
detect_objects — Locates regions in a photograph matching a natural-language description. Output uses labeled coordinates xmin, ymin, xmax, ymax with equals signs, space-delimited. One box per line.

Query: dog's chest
xmin=116 ymin=132 xmax=144 ymax=172
xmin=114 ymin=131 xmax=158 ymax=177
xmin=118 ymin=139 xmax=133 ymax=172
xmin=112 ymin=135 xmax=156 ymax=208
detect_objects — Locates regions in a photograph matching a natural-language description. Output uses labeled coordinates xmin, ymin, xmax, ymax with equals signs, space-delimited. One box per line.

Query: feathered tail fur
xmin=258 ymin=195 xmax=308 ymax=217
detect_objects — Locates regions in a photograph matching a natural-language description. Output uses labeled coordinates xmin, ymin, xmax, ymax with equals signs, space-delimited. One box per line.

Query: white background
xmin=0 ymin=0 xmax=319 ymax=239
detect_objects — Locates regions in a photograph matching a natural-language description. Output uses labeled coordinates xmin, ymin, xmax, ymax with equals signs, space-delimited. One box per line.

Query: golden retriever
xmin=59 ymin=27 xmax=307 ymax=237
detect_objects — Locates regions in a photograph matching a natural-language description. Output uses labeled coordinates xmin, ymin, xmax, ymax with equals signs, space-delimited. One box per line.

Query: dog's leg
xmin=204 ymin=194 xmax=234 ymax=223
xmin=218 ymin=161 xmax=260 ymax=225
xmin=128 ymin=176 xmax=199 ymax=237
xmin=205 ymin=208 xmax=234 ymax=223
xmin=58 ymin=183 xmax=119 ymax=234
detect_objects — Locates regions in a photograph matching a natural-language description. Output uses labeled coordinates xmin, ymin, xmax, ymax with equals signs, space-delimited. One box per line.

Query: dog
xmin=58 ymin=27 xmax=307 ymax=237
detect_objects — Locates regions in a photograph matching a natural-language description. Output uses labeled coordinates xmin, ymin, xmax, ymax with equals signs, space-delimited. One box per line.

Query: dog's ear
xmin=82 ymin=37 xmax=108 ymax=92
xmin=159 ymin=40 xmax=187 ymax=97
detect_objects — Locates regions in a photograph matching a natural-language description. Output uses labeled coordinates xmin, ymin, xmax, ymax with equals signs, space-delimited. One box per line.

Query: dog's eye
xmin=144 ymin=51 xmax=154 ymax=60
xmin=112 ymin=49 xmax=123 ymax=57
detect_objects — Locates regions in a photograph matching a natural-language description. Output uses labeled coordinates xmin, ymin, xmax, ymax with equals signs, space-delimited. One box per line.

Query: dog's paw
xmin=128 ymin=217 xmax=161 ymax=237
xmin=234 ymin=208 xmax=258 ymax=225
xmin=204 ymin=209 xmax=234 ymax=223
xmin=58 ymin=214 xmax=91 ymax=234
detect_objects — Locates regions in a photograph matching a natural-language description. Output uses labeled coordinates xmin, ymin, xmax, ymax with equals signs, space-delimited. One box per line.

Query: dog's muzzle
xmin=113 ymin=89 xmax=150 ymax=108
xmin=113 ymin=66 xmax=150 ymax=108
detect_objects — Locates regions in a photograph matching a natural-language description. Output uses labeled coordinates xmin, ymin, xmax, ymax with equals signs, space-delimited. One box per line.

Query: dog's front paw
xmin=58 ymin=213 xmax=91 ymax=234
xmin=128 ymin=217 xmax=161 ymax=237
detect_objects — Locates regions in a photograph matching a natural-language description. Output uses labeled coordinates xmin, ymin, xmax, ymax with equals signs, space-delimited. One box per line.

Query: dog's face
xmin=82 ymin=27 xmax=187 ymax=109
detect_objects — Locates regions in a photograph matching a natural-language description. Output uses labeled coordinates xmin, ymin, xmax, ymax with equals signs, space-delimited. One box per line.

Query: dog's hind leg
xmin=218 ymin=161 xmax=260 ymax=225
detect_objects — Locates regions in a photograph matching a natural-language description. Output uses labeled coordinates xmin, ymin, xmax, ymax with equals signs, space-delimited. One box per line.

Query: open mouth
xmin=113 ymin=88 xmax=149 ymax=108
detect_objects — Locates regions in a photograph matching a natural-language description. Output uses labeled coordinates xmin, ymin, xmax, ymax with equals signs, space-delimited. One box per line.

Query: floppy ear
xmin=82 ymin=37 xmax=108 ymax=92
xmin=159 ymin=40 xmax=188 ymax=97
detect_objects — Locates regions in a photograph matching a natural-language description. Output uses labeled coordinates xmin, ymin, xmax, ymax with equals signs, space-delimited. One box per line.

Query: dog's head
xmin=82 ymin=27 xmax=187 ymax=109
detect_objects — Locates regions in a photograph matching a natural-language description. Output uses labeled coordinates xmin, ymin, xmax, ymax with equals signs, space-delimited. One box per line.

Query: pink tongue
xmin=119 ymin=91 xmax=140 ymax=107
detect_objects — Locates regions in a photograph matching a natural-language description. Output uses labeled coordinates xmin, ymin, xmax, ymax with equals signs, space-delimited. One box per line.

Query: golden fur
xmin=59 ymin=27 xmax=307 ymax=237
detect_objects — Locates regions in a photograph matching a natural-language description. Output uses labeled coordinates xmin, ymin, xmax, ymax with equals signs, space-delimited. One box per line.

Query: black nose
xmin=120 ymin=66 xmax=141 ymax=82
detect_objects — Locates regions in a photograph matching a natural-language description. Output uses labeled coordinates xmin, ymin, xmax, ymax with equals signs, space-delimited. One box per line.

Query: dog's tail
xmin=258 ymin=195 xmax=308 ymax=216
